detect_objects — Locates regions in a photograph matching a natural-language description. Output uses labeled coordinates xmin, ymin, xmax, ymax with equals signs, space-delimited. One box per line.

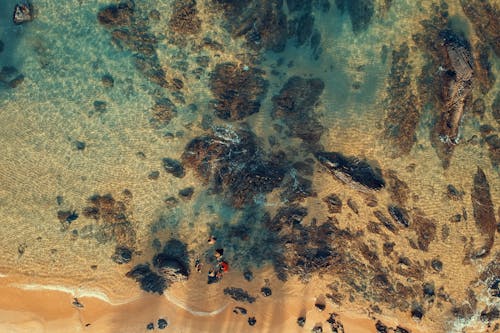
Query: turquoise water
xmin=1 ymin=1 xmax=499 ymax=332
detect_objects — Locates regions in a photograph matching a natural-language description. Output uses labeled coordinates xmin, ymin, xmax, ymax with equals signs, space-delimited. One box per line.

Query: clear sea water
xmin=0 ymin=1 xmax=499 ymax=332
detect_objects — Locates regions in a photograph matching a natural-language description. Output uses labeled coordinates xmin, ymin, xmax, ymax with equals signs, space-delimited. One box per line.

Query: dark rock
xmin=97 ymin=2 xmax=134 ymax=27
xmin=223 ymin=287 xmax=256 ymax=303
xmin=178 ymin=187 xmax=194 ymax=199
xmin=57 ymin=210 xmax=79 ymax=224
xmin=182 ymin=127 xmax=285 ymax=207
xmin=335 ymin=0 xmax=374 ymax=33
xmin=272 ymin=76 xmax=325 ymax=144
xmin=388 ymin=205 xmax=410 ymax=227
xmin=472 ymin=98 xmax=486 ymax=117
xmin=248 ymin=316 xmax=256 ymax=326
xmin=324 ymin=194 xmax=342 ymax=213
xmin=151 ymin=98 xmax=177 ymax=127
xmin=261 ymin=286 xmax=272 ymax=297
xmin=411 ymin=303 xmax=424 ymax=320
xmin=297 ymin=316 xmax=306 ymax=327
xmin=209 ymin=63 xmax=268 ymax=120
xmin=233 ymin=306 xmax=247 ymax=314
xmin=93 ymin=101 xmax=107 ymax=114
xmin=13 ymin=3 xmax=33 ymax=25
xmin=314 ymin=302 xmax=326 ymax=311
xmin=373 ymin=210 xmax=396 ymax=233
xmin=447 ymin=184 xmax=464 ymax=200
xmin=126 ymin=264 xmax=166 ymax=294
xmin=169 ymin=0 xmax=201 ymax=35
xmin=315 ymin=152 xmax=385 ymax=191
xmin=474 ymin=44 xmax=496 ymax=94
xmin=146 ymin=322 xmax=154 ymax=330
xmin=383 ymin=242 xmax=395 ymax=256
xmin=75 ymin=141 xmax=86 ymax=151
xmin=288 ymin=13 xmax=315 ymax=46
xmin=413 ymin=214 xmax=436 ymax=251
xmin=164 ymin=196 xmax=179 ymax=207
xmin=386 ymin=170 xmax=410 ymax=206
xmin=214 ymin=0 xmax=288 ymax=52
xmin=101 ymin=74 xmax=114 ymax=87
xmin=244 ymin=270 xmax=254 ymax=281
xmin=280 ymin=174 xmax=315 ymax=203
xmin=375 ymin=320 xmax=388 ymax=333
xmin=347 ymin=198 xmax=359 ymax=214
xmin=395 ymin=327 xmax=410 ymax=333
xmin=312 ymin=325 xmax=323 ymax=333
xmin=111 ymin=246 xmax=132 ymax=264
xmin=460 ymin=0 xmax=500 ymax=57
xmin=162 ymin=158 xmax=185 ymax=178
xmin=157 ymin=318 xmax=168 ymax=329
xmin=470 ymin=167 xmax=496 ymax=258
xmin=148 ymin=171 xmax=160 ymax=180
xmin=480 ymin=307 xmax=500 ymax=323
xmin=56 ymin=196 xmax=64 ymax=205
xmin=8 ymin=75 xmax=24 ymax=88
xmin=423 ymin=282 xmax=435 ymax=299
xmin=153 ymin=253 xmax=189 ymax=283
xmin=493 ymin=93 xmax=500 ymax=124
xmin=431 ymin=259 xmax=443 ymax=272
xmin=384 ymin=43 xmax=421 ymax=156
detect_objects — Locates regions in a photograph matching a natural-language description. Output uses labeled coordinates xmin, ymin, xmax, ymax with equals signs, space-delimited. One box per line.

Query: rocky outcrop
xmin=335 ymin=0 xmax=375 ymax=33
xmin=272 ymin=76 xmax=325 ymax=145
xmin=460 ymin=0 xmax=500 ymax=57
xmin=182 ymin=126 xmax=285 ymax=207
xmin=315 ymin=152 xmax=385 ymax=192
xmin=383 ymin=43 xmax=420 ymax=156
xmin=470 ymin=167 xmax=496 ymax=258
xmin=209 ymin=63 xmax=268 ymax=121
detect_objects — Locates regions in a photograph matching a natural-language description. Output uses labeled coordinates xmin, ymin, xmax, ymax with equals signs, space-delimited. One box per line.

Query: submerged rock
xmin=97 ymin=2 xmax=134 ymax=27
xmin=182 ymin=127 xmax=285 ymax=207
xmin=272 ymin=76 xmax=325 ymax=144
xmin=335 ymin=0 xmax=374 ymax=33
xmin=169 ymin=0 xmax=201 ymax=35
xmin=315 ymin=152 xmax=385 ymax=192
xmin=13 ymin=3 xmax=33 ymax=25
xmin=223 ymin=287 xmax=256 ymax=303
xmin=111 ymin=246 xmax=132 ymax=264
xmin=470 ymin=167 xmax=496 ymax=258
xmin=460 ymin=0 xmax=500 ymax=57
xmin=209 ymin=63 xmax=268 ymax=120
xmin=384 ymin=43 xmax=421 ymax=156
xmin=162 ymin=158 xmax=185 ymax=178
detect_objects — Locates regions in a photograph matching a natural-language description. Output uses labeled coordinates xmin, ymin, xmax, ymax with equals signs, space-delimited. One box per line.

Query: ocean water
xmin=0 ymin=0 xmax=499 ymax=332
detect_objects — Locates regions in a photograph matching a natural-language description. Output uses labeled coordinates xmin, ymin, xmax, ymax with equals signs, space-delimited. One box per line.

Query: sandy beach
xmin=0 ymin=270 xmax=428 ymax=333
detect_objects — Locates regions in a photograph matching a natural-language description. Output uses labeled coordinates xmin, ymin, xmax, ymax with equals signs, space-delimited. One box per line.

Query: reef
xmin=213 ymin=0 xmax=288 ymax=52
xmin=335 ymin=0 xmax=374 ymax=34
xmin=80 ymin=192 xmax=136 ymax=248
xmin=460 ymin=0 xmax=500 ymax=57
xmin=272 ymin=76 xmax=325 ymax=145
xmin=383 ymin=43 xmax=421 ymax=156
xmin=181 ymin=126 xmax=286 ymax=207
xmin=209 ymin=63 xmax=268 ymax=121
xmin=169 ymin=0 xmax=202 ymax=35
xmin=469 ymin=167 xmax=496 ymax=258
xmin=413 ymin=5 xmax=475 ymax=168
xmin=315 ymin=152 xmax=385 ymax=192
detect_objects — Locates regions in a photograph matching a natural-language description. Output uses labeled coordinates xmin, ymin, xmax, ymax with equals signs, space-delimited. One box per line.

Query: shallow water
xmin=1 ymin=0 xmax=499 ymax=332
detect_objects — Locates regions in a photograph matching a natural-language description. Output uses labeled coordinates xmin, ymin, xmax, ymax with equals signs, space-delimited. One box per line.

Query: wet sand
xmin=0 ymin=271 xmax=426 ymax=333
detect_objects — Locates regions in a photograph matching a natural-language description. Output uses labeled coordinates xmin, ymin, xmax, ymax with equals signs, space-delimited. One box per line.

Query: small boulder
xmin=13 ymin=3 xmax=33 ymax=25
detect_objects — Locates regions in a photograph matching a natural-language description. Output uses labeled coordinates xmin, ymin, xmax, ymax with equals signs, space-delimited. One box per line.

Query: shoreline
xmin=0 ymin=272 xmax=429 ymax=333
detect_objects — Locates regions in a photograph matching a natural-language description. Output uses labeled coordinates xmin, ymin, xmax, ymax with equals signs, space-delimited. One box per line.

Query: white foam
xmin=11 ymin=282 xmax=228 ymax=316
xmin=163 ymin=293 xmax=228 ymax=317
xmin=10 ymin=283 xmax=133 ymax=305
